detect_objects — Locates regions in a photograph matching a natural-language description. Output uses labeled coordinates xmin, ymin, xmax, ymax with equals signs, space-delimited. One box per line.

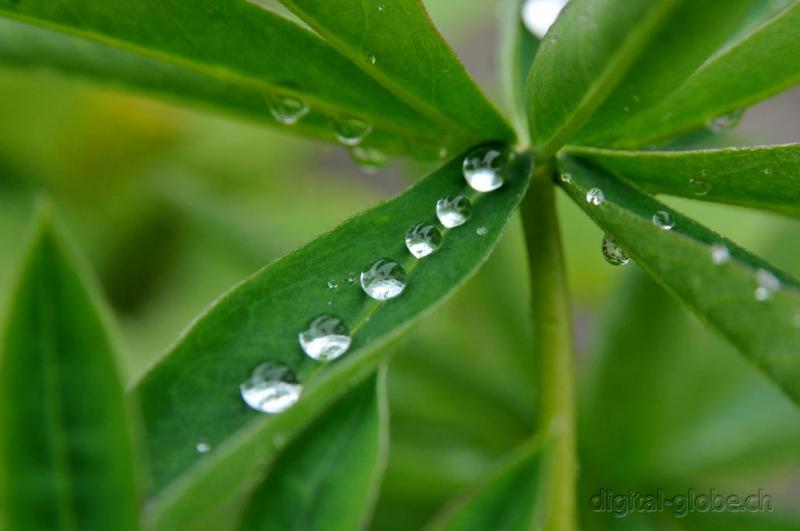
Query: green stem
xmin=521 ymin=160 xmax=577 ymax=531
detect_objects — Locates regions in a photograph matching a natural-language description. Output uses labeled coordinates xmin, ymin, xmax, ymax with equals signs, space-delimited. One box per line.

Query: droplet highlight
xmin=436 ymin=195 xmax=472 ymax=228
xmin=332 ymin=116 xmax=372 ymax=146
xmin=586 ymin=188 xmax=604 ymax=206
xmin=601 ymin=234 xmax=630 ymax=266
xmin=521 ymin=0 xmax=569 ymax=39
xmin=264 ymin=93 xmax=309 ymax=125
xmin=360 ymin=258 xmax=407 ymax=300
xmin=298 ymin=314 xmax=352 ymax=361
xmin=463 ymin=145 xmax=509 ymax=192
xmin=240 ymin=362 xmax=302 ymax=414
xmin=652 ymin=211 xmax=674 ymax=230
xmin=405 ymin=223 xmax=442 ymax=259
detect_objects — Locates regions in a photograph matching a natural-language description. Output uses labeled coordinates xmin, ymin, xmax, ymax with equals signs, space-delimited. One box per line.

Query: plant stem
xmin=521 ymin=160 xmax=577 ymax=531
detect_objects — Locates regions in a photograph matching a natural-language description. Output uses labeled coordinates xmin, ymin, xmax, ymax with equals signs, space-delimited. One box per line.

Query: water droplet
xmin=360 ymin=258 xmax=407 ymax=300
xmin=264 ymin=93 xmax=309 ymax=125
xmin=436 ymin=195 xmax=472 ymax=228
xmin=377 ymin=4 xmax=385 ymax=11
xmin=437 ymin=147 xmax=449 ymax=159
xmin=351 ymin=146 xmax=391 ymax=174
xmin=710 ymin=244 xmax=730 ymax=265
xmin=652 ymin=210 xmax=674 ymax=230
xmin=405 ymin=223 xmax=442 ymax=258
xmin=560 ymin=173 xmax=572 ymax=184
xmin=240 ymin=362 xmax=302 ymax=414
xmin=463 ymin=145 xmax=510 ymax=192
xmin=521 ymin=0 xmax=569 ymax=38
xmin=601 ymin=234 xmax=630 ymax=266
xmin=476 ymin=226 xmax=489 ymax=236
xmin=690 ymin=178 xmax=711 ymax=196
xmin=367 ymin=54 xmax=377 ymax=64
xmin=298 ymin=314 xmax=352 ymax=361
xmin=624 ymin=106 xmax=631 ymax=112
xmin=347 ymin=273 xmax=357 ymax=284
xmin=332 ymin=116 xmax=372 ymax=146
xmin=706 ymin=109 xmax=743 ymax=134
xmin=763 ymin=168 xmax=773 ymax=175
xmin=755 ymin=269 xmax=780 ymax=301
xmin=327 ymin=278 xmax=338 ymax=289
xmin=196 ymin=441 xmax=211 ymax=453
xmin=586 ymin=188 xmax=604 ymax=206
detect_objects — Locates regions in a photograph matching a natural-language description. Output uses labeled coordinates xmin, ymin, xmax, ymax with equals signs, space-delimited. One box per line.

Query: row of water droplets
xmin=238 ymin=145 xmax=512 ymax=421
xmin=564 ymin=171 xmax=785 ymax=303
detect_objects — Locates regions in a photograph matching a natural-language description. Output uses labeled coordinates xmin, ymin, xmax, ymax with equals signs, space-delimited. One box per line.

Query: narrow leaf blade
xmin=566 ymin=144 xmax=800 ymax=215
xmin=237 ymin=368 xmax=388 ymax=531
xmin=134 ymin=150 xmax=533 ymax=529
xmin=559 ymin=156 xmax=800 ymax=405
xmin=0 ymin=209 xmax=140 ymax=531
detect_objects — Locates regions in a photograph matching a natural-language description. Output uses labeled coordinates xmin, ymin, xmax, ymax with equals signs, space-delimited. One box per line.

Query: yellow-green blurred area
xmin=1 ymin=2 xmax=800 ymax=529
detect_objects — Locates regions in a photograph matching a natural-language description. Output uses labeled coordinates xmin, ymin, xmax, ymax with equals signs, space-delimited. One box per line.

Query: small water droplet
xmin=560 ymin=173 xmax=572 ymax=184
xmin=437 ymin=146 xmax=449 ymax=159
xmin=521 ymin=0 xmax=569 ymax=38
xmin=264 ymin=93 xmax=309 ymax=125
xmin=436 ymin=195 xmax=472 ymax=228
xmin=586 ymin=188 xmax=604 ymax=206
xmin=652 ymin=210 xmax=674 ymax=230
xmin=763 ymin=168 xmax=773 ymax=175
xmin=632 ymin=94 xmax=641 ymax=103
xmin=360 ymin=258 xmax=407 ymax=300
xmin=463 ymin=145 xmax=510 ymax=192
xmin=298 ymin=314 xmax=351 ymax=361
xmin=196 ymin=441 xmax=211 ymax=453
xmin=332 ymin=116 xmax=372 ymax=146
xmin=476 ymin=226 xmax=489 ymax=236
xmin=367 ymin=54 xmax=377 ymax=64
xmin=405 ymin=223 xmax=442 ymax=258
xmin=240 ymin=362 xmax=302 ymax=414
xmin=755 ymin=269 xmax=780 ymax=301
xmin=601 ymin=234 xmax=630 ymax=266
xmin=690 ymin=178 xmax=711 ymax=196
xmin=624 ymin=106 xmax=631 ymax=112
xmin=327 ymin=278 xmax=338 ymax=289
xmin=351 ymin=146 xmax=391 ymax=174
xmin=706 ymin=109 xmax=743 ymax=134
xmin=710 ymin=244 xmax=730 ymax=265
xmin=347 ymin=273 xmax=357 ymax=284
xmin=377 ymin=4 xmax=385 ymax=11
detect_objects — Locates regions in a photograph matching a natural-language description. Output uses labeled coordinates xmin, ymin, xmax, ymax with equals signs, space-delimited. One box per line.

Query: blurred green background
xmin=1 ymin=1 xmax=799 ymax=529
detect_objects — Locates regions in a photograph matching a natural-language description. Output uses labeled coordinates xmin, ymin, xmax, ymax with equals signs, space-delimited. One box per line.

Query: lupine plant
xmin=0 ymin=0 xmax=799 ymax=530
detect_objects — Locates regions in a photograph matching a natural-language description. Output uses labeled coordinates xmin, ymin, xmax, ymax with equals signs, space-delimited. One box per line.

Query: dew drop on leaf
xmin=586 ymin=188 xmax=604 ymax=206
xmin=351 ymin=146 xmax=391 ymax=174
xmin=298 ymin=314 xmax=352 ymax=361
xmin=706 ymin=108 xmax=744 ymax=134
xmin=367 ymin=54 xmax=377 ymax=65
xmin=521 ymin=0 xmax=569 ymax=39
xmin=264 ymin=93 xmax=309 ymax=125
xmin=689 ymin=178 xmax=711 ymax=196
xmin=436 ymin=195 xmax=472 ymax=228
xmin=327 ymin=278 xmax=338 ymax=289
xmin=405 ymin=223 xmax=442 ymax=258
xmin=755 ymin=269 xmax=780 ymax=301
xmin=652 ymin=210 xmax=674 ymax=230
xmin=710 ymin=244 xmax=730 ymax=265
xmin=360 ymin=258 xmax=407 ymax=300
xmin=560 ymin=173 xmax=572 ymax=184
xmin=332 ymin=116 xmax=372 ymax=146
xmin=240 ymin=362 xmax=302 ymax=414
xmin=601 ymin=234 xmax=630 ymax=266
xmin=463 ymin=145 xmax=509 ymax=192
xmin=476 ymin=226 xmax=489 ymax=236
xmin=195 ymin=441 xmax=211 ymax=453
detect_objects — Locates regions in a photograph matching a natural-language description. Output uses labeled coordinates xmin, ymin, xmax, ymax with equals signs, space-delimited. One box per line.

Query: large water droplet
xmin=652 ymin=210 xmax=674 ymax=230
xmin=405 ymin=223 xmax=442 ymax=258
xmin=299 ymin=314 xmax=352 ymax=361
xmin=601 ymin=234 xmax=630 ymax=266
xmin=360 ymin=258 xmax=407 ymax=300
xmin=240 ymin=362 xmax=302 ymax=413
xmin=706 ymin=109 xmax=743 ymax=134
xmin=755 ymin=269 xmax=780 ymax=301
xmin=332 ymin=116 xmax=372 ymax=146
xmin=264 ymin=93 xmax=309 ymax=125
xmin=586 ymin=188 xmax=604 ymax=206
xmin=436 ymin=195 xmax=472 ymax=228
xmin=710 ymin=244 xmax=730 ymax=265
xmin=351 ymin=146 xmax=391 ymax=174
xmin=463 ymin=145 xmax=509 ymax=192
xmin=690 ymin=178 xmax=711 ymax=196
xmin=521 ymin=0 xmax=569 ymax=38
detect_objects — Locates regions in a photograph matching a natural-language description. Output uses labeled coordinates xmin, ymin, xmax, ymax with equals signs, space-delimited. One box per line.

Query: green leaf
xmin=571 ymin=0 xmax=793 ymax=146
xmin=237 ymin=368 xmax=388 ymax=531
xmin=578 ymin=2 xmax=800 ymax=148
xmin=425 ymin=437 xmax=543 ymax=531
xmin=525 ymin=0 xmax=679 ymax=157
xmin=0 ymin=0 xmax=453 ymax=152
xmin=499 ymin=0 xmax=540 ymax=134
xmin=276 ymin=0 xmax=515 ymax=145
xmin=132 ymin=149 xmax=533 ymax=530
xmin=559 ymin=156 xmax=800 ymax=406
xmin=0 ymin=19 xmax=411 ymax=154
xmin=565 ymin=144 xmax=800 ymax=215
xmin=0 ymin=207 xmax=140 ymax=531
